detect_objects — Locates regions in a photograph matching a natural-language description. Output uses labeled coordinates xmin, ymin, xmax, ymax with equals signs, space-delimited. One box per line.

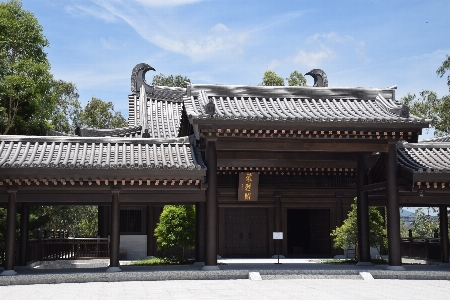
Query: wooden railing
xmin=401 ymin=237 xmax=444 ymax=260
xmin=27 ymin=238 xmax=109 ymax=262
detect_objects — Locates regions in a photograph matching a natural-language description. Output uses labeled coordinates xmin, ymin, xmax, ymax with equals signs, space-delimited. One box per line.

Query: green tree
xmin=79 ymin=97 xmax=127 ymax=129
xmin=330 ymin=198 xmax=387 ymax=258
xmin=50 ymin=80 xmax=81 ymax=133
xmin=286 ymin=71 xmax=307 ymax=86
xmin=400 ymin=55 xmax=450 ymax=136
xmin=0 ymin=0 xmax=56 ymax=135
xmin=31 ymin=205 xmax=98 ymax=237
xmin=151 ymin=73 xmax=190 ymax=88
xmin=411 ymin=208 xmax=439 ymax=237
xmin=437 ymin=54 xmax=450 ymax=92
xmin=154 ymin=205 xmax=195 ymax=261
xmin=260 ymin=70 xmax=285 ymax=86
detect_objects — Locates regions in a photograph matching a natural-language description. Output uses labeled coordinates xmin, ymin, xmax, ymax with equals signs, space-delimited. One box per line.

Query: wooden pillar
xmin=385 ymin=143 xmax=404 ymax=269
xmin=439 ymin=205 xmax=449 ymax=265
xmin=336 ymin=198 xmax=344 ymax=255
xmin=98 ymin=206 xmax=109 ymax=238
xmin=203 ymin=139 xmax=219 ymax=270
xmin=274 ymin=193 xmax=282 ymax=258
xmin=107 ymin=187 xmax=121 ymax=272
xmin=357 ymin=154 xmax=371 ymax=264
xmin=146 ymin=205 xmax=154 ymax=256
xmin=1 ymin=187 xmax=18 ymax=276
xmin=195 ymin=201 xmax=205 ymax=263
xmin=18 ymin=202 xmax=29 ymax=266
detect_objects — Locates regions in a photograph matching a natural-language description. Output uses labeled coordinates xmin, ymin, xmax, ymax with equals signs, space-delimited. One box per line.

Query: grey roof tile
xmin=184 ymin=85 xmax=428 ymax=125
xmin=398 ymin=142 xmax=450 ymax=173
xmin=128 ymin=86 xmax=185 ymax=138
xmin=78 ymin=126 xmax=143 ymax=138
xmin=0 ymin=136 xmax=204 ymax=171
xmin=420 ymin=135 xmax=450 ymax=143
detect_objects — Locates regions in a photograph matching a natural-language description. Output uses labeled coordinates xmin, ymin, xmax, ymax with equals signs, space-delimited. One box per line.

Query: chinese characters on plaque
xmin=238 ymin=172 xmax=259 ymax=201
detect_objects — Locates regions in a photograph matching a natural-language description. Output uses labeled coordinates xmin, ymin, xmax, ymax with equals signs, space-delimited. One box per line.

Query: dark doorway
xmin=222 ymin=208 xmax=269 ymax=257
xmin=287 ymin=209 xmax=331 ymax=257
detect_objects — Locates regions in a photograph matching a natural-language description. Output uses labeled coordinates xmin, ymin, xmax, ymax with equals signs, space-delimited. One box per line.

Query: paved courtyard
xmin=1 ymin=278 xmax=449 ymax=300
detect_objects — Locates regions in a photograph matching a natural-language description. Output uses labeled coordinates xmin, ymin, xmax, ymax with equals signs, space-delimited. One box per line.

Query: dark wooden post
xmin=203 ymin=139 xmax=219 ymax=270
xmin=18 ymin=202 xmax=29 ymax=266
xmin=357 ymin=154 xmax=372 ymax=265
xmin=272 ymin=192 xmax=282 ymax=258
xmin=98 ymin=206 xmax=109 ymax=238
xmin=107 ymin=187 xmax=121 ymax=272
xmin=439 ymin=205 xmax=449 ymax=265
xmin=335 ymin=197 xmax=344 ymax=256
xmin=385 ymin=143 xmax=404 ymax=270
xmin=195 ymin=201 xmax=205 ymax=263
xmin=1 ymin=187 xmax=18 ymax=276
xmin=146 ymin=205 xmax=154 ymax=256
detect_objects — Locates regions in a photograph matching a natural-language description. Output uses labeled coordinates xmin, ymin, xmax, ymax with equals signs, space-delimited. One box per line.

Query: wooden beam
xmin=218 ymin=151 xmax=359 ymax=161
xmin=0 ymin=169 xmax=206 ymax=182
xmin=217 ymin=139 xmax=389 ymax=152
xmin=217 ymin=159 xmax=356 ymax=168
xmin=362 ymin=181 xmax=387 ymax=192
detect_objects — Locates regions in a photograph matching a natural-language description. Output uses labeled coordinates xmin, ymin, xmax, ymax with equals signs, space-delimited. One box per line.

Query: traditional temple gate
xmin=2 ymin=63 xmax=450 ymax=275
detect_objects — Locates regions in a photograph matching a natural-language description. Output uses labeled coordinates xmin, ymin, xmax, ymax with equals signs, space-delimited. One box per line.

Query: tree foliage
xmin=436 ymin=54 xmax=450 ymax=92
xmin=401 ymin=90 xmax=450 ymax=136
xmin=30 ymin=205 xmax=98 ymax=237
xmin=330 ymin=198 xmax=387 ymax=258
xmin=79 ymin=97 xmax=127 ymax=129
xmin=261 ymin=70 xmax=285 ymax=86
xmin=261 ymin=70 xmax=307 ymax=86
xmin=154 ymin=205 xmax=195 ymax=260
xmin=400 ymin=55 xmax=450 ymax=136
xmin=50 ymin=80 xmax=81 ymax=133
xmin=286 ymin=71 xmax=307 ymax=86
xmin=151 ymin=73 xmax=190 ymax=88
xmin=411 ymin=208 xmax=439 ymax=237
xmin=0 ymin=0 xmax=56 ymax=135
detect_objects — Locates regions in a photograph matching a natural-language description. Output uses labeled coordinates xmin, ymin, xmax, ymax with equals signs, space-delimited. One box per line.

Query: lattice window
xmin=120 ymin=210 xmax=142 ymax=233
xmin=217 ymin=173 xmax=239 ymax=187
xmin=259 ymin=173 xmax=278 ymax=187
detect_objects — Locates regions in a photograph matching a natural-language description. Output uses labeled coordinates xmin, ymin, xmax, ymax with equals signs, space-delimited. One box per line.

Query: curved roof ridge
xmin=420 ymin=135 xmax=450 ymax=143
xmin=78 ymin=125 xmax=142 ymax=138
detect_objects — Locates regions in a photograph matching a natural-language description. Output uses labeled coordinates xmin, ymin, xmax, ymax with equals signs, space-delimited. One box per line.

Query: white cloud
xmin=100 ymin=37 xmax=126 ymax=50
xmin=293 ymin=47 xmax=335 ymax=69
xmin=276 ymin=32 xmax=367 ymax=70
xmin=81 ymin=1 xmax=250 ymax=61
xmin=65 ymin=4 xmax=117 ymax=23
xmin=211 ymin=23 xmax=229 ymax=33
xmin=134 ymin=0 xmax=202 ymax=7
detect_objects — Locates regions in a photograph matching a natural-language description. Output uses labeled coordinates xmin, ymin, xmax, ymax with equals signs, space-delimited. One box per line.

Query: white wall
xmin=119 ymin=235 xmax=147 ymax=260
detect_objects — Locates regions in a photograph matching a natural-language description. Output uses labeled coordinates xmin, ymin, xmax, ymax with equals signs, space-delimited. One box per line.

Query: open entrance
xmin=287 ymin=209 xmax=331 ymax=257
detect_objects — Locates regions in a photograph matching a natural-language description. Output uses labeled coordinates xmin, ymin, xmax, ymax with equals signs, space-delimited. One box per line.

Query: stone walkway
xmin=1 ymin=258 xmax=449 ymax=286
xmin=1 ymin=279 xmax=449 ymax=299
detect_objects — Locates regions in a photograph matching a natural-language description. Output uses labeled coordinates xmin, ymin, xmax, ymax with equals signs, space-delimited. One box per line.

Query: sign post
xmin=273 ymin=232 xmax=283 ymax=264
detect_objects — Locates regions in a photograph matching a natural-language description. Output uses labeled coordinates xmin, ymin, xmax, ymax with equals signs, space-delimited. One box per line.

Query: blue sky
xmin=19 ymin=0 xmax=450 ymax=134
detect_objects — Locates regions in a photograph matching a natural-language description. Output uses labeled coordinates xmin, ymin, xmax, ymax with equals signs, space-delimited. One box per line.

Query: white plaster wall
xmin=119 ymin=235 xmax=147 ymax=260
xmin=343 ymin=247 xmax=383 ymax=259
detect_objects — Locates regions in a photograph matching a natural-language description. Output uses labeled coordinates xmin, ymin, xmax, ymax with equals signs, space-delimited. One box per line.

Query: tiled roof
xmin=128 ymin=86 xmax=185 ymax=138
xmin=398 ymin=142 xmax=450 ymax=174
xmin=420 ymin=135 xmax=450 ymax=143
xmin=0 ymin=136 xmax=204 ymax=170
xmin=184 ymin=85 xmax=427 ymax=125
xmin=78 ymin=126 xmax=143 ymax=138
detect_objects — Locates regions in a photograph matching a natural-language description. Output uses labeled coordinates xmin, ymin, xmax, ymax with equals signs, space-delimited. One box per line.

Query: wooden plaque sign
xmin=238 ymin=172 xmax=259 ymax=201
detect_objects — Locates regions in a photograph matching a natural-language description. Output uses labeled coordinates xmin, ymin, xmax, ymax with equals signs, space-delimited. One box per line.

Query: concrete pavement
xmin=1 ymin=279 xmax=449 ymax=300
xmin=0 ymin=258 xmax=449 ymax=286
